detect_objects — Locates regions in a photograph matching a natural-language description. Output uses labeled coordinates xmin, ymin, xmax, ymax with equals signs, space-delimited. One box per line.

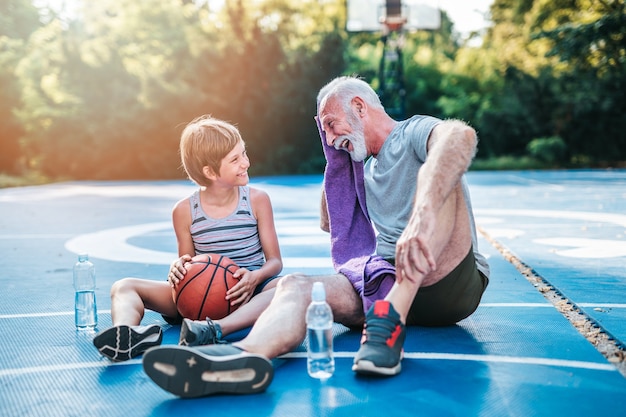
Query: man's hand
xmin=394 ymin=213 xmax=437 ymax=285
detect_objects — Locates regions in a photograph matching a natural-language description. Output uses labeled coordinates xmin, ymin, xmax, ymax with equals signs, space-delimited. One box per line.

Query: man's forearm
xmin=413 ymin=120 xmax=477 ymax=218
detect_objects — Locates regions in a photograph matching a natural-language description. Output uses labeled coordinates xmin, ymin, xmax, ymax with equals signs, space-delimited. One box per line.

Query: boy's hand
xmin=226 ymin=268 xmax=256 ymax=307
xmin=168 ymin=254 xmax=192 ymax=287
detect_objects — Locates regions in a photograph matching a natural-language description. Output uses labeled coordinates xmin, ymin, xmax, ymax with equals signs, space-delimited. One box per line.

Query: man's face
xmin=342 ymin=109 xmax=368 ymax=162
xmin=319 ymin=98 xmax=368 ymax=162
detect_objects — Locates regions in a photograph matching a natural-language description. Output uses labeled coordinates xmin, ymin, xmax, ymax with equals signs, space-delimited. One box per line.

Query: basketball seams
xmin=175 ymin=254 xmax=240 ymax=320
xmin=196 ymin=256 xmax=224 ymax=320
xmin=174 ymin=261 xmax=211 ymax=304
xmin=220 ymin=259 xmax=232 ymax=316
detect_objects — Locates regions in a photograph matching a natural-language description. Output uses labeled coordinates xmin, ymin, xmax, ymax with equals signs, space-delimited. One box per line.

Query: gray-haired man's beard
xmin=341 ymin=118 xmax=367 ymax=162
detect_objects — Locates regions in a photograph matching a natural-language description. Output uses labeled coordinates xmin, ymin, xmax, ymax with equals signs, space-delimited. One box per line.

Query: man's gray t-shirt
xmin=363 ymin=115 xmax=490 ymax=278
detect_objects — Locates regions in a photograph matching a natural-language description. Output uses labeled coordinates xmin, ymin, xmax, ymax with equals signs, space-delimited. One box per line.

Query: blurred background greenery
xmin=1 ymin=0 xmax=624 ymax=186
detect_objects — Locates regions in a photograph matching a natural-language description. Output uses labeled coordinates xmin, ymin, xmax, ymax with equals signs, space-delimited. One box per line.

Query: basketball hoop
xmin=346 ymin=0 xmax=441 ymax=33
xmin=344 ymin=0 xmax=443 ymax=121
xmin=380 ymin=15 xmax=407 ymax=32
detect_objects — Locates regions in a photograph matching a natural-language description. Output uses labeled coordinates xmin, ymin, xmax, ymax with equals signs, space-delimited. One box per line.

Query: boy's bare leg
xmin=109 ymin=278 xmax=178 ymax=325
xmin=215 ymin=288 xmax=275 ymax=336
xmin=94 ymin=279 xmax=174 ymax=361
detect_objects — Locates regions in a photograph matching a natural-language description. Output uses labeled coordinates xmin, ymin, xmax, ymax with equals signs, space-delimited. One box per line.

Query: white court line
xmin=0 ymin=359 xmax=141 ymax=378
xmin=280 ymin=351 xmax=616 ymax=372
xmin=480 ymin=303 xmax=626 ymax=309
xmin=476 ymin=208 xmax=626 ymax=228
xmin=480 ymin=303 xmax=552 ymax=308
xmin=0 ymin=351 xmax=616 ymax=378
xmin=2 ymin=304 xmax=625 ymax=320
xmin=578 ymin=303 xmax=626 ymax=309
xmin=503 ymin=175 xmax=566 ymax=191
xmin=0 ymin=234 xmax=74 ymax=239
xmin=0 ymin=310 xmax=111 ymax=319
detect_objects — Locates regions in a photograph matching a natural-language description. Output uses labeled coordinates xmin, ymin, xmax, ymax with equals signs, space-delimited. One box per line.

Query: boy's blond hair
xmin=179 ymin=115 xmax=244 ymax=186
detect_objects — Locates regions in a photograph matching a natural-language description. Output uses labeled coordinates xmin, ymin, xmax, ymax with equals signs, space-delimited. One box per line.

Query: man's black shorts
xmin=392 ymin=247 xmax=489 ymax=327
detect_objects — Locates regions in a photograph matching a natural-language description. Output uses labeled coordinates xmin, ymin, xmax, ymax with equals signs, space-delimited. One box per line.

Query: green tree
xmin=9 ymin=0 xmax=624 ymax=181
xmin=533 ymin=0 xmax=626 ymax=162
xmin=187 ymin=0 xmax=347 ymax=175
xmin=472 ymin=0 xmax=626 ymax=163
xmin=404 ymin=12 xmax=459 ymax=119
xmin=16 ymin=0 xmax=221 ymax=179
xmin=13 ymin=0 xmax=349 ymax=179
xmin=0 ymin=0 xmax=41 ymax=174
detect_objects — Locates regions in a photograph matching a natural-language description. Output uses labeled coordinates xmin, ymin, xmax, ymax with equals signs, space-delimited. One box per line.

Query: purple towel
xmin=316 ymin=118 xmax=396 ymax=313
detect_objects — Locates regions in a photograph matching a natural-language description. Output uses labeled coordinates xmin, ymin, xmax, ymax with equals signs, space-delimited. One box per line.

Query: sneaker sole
xmin=142 ymin=346 xmax=273 ymax=398
xmin=352 ymin=360 xmax=402 ymax=376
xmin=93 ymin=325 xmax=162 ymax=362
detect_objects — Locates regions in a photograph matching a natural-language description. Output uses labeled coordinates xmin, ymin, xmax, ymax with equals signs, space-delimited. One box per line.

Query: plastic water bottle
xmin=306 ymin=282 xmax=334 ymax=379
xmin=73 ymin=254 xmax=98 ymax=330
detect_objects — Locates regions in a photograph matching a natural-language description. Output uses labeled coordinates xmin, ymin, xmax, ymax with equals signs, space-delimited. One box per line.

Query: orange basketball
xmin=174 ymin=254 xmax=240 ymax=320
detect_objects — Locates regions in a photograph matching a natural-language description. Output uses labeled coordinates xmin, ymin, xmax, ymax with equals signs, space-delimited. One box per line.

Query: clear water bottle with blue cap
xmin=306 ymin=281 xmax=335 ymax=379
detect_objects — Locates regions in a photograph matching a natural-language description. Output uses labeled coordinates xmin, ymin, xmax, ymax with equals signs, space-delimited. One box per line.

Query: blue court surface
xmin=1 ymin=170 xmax=625 ymax=417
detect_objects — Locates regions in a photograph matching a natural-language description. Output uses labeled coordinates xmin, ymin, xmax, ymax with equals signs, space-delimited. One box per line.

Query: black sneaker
xmin=93 ymin=324 xmax=162 ymax=362
xmin=179 ymin=318 xmax=222 ymax=346
xmin=352 ymin=300 xmax=406 ymax=376
xmin=142 ymin=344 xmax=273 ymax=398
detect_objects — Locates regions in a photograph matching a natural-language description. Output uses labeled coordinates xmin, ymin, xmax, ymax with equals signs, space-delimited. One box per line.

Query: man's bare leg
xmin=236 ymin=272 xmax=363 ymax=358
xmin=142 ymin=272 xmax=363 ymax=398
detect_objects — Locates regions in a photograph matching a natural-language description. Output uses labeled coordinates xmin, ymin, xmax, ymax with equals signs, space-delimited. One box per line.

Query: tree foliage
xmin=533 ymin=0 xmax=626 ymax=162
xmin=464 ymin=0 xmax=626 ymax=162
xmin=0 ymin=0 xmax=624 ymax=181
xmin=0 ymin=0 xmax=41 ymax=174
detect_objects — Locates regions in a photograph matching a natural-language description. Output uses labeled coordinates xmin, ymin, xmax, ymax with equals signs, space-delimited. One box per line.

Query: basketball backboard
xmin=346 ymin=0 xmax=441 ymax=32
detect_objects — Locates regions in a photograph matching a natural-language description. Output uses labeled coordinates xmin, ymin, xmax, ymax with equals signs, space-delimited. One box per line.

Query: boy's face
xmin=216 ymin=141 xmax=250 ymax=184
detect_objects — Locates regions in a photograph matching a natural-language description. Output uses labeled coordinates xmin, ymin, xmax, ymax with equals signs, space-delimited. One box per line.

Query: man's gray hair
xmin=317 ymin=76 xmax=384 ymax=114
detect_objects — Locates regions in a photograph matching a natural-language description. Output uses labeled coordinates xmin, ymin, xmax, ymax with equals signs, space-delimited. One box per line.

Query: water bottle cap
xmin=78 ymin=254 xmax=89 ymax=262
xmin=311 ymin=282 xmax=326 ymax=302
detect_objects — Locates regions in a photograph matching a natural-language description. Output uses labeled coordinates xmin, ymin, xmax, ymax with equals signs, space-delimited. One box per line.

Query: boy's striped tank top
xmin=189 ymin=186 xmax=264 ymax=269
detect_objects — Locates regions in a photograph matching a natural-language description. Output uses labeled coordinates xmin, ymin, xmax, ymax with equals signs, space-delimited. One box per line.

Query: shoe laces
xmin=193 ymin=318 xmax=217 ymax=344
xmin=363 ymin=316 xmax=401 ymax=345
xmin=201 ymin=318 xmax=228 ymax=344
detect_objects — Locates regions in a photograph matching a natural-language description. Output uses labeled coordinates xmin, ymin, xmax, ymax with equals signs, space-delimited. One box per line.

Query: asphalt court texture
xmin=1 ymin=170 xmax=625 ymax=416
